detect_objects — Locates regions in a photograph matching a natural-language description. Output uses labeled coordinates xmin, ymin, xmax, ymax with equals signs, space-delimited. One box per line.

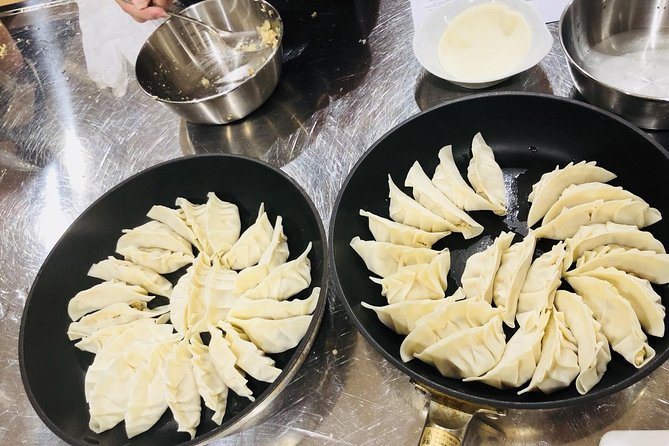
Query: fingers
xmin=152 ymin=0 xmax=174 ymax=8
xmin=131 ymin=0 xmax=151 ymax=7
xmin=116 ymin=0 xmax=168 ymax=23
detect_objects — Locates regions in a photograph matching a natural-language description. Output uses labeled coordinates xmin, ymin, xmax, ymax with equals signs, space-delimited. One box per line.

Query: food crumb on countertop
xmin=311 ymin=11 xmax=318 ymax=18
xmin=200 ymin=77 xmax=211 ymax=87
xmin=0 ymin=43 xmax=7 ymax=60
xmin=332 ymin=349 xmax=338 ymax=355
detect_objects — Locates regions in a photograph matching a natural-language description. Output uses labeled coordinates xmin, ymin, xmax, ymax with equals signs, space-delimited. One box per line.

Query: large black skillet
xmin=330 ymin=92 xmax=669 ymax=439
xmin=19 ymin=154 xmax=328 ymax=446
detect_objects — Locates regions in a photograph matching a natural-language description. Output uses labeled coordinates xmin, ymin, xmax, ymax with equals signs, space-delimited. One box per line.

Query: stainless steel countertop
xmin=0 ymin=1 xmax=667 ymax=445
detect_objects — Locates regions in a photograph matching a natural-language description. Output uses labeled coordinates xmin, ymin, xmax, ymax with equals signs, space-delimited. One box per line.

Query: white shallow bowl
xmin=413 ymin=0 xmax=553 ymax=89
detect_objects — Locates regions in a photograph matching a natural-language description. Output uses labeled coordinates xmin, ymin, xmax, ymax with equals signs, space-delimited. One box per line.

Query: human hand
xmin=115 ymin=0 xmax=173 ymax=23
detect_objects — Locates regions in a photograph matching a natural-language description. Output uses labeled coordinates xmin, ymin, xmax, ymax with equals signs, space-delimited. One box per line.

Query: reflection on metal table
xmin=0 ymin=1 xmax=667 ymax=445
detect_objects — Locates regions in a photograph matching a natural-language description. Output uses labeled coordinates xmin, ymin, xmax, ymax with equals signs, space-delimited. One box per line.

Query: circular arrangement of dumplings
xmin=67 ymin=192 xmax=320 ymax=439
xmin=353 ymin=133 xmax=666 ymax=395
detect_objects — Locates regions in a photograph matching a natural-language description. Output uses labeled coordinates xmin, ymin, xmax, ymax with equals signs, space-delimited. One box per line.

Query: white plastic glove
xmin=76 ymin=0 xmax=163 ymax=96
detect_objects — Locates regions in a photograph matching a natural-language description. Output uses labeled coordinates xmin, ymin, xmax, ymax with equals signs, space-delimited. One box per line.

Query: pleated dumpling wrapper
xmin=464 ymin=310 xmax=550 ymax=389
xmin=461 ymin=231 xmax=515 ymax=303
xmin=404 ymin=162 xmax=484 ymax=239
xmin=554 ymin=290 xmax=611 ymax=395
xmin=517 ymin=310 xmax=579 ymax=395
xmin=432 ymin=144 xmax=498 ymax=213
xmin=527 ymin=161 xmax=616 ymax=228
xmin=466 ymin=132 xmax=507 ymax=216
xmin=566 ymin=275 xmax=655 ymax=368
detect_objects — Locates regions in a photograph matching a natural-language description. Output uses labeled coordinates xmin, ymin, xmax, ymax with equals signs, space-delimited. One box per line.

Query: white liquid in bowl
xmin=581 ymin=29 xmax=669 ymax=100
xmin=438 ymin=3 xmax=532 ymax=82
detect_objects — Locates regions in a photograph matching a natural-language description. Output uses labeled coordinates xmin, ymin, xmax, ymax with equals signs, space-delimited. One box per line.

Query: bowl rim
xmin=413 ymin=0 xmax=554 ymax=87
xmin=558 ymin=0 xmax=669 ymax=103
xmin=135 ymin=0 xmax=284 ymax=105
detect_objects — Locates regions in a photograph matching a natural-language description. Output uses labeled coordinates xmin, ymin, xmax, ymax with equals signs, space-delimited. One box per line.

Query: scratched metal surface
xmin=0 ymin=1 xmax=667 ymax=445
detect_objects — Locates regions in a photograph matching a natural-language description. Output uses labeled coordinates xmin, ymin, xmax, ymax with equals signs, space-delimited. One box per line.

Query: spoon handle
xmin=119 ymin=0 xmax=231 ymax=37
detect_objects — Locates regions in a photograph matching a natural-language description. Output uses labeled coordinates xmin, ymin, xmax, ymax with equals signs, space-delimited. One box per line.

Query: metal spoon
xmin=120 ymin=0 xmax=257 ymax=48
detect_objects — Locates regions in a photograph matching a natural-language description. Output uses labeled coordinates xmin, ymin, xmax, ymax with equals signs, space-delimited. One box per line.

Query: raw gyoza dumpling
xmin=492 ymin=233 xmax=536 ymax=327
xmin=400 ymin=290 xmax=499 ymax=362
xmin=228 ymin=315 xmax=313 ymax=354
xmin=527 ymin=161 xmax=617 ymax=227
xmin=576 ymin=267 xmax=665 ymax=337
xmin=518 ymin=310 xmax=579 ymax=394
xmin=204 ymin=192 xmax=241 ymax=256
xmin=414 ymin=315 xmax=506 ymax=379
xmin=88 ymin=347 xmax=145 ymax=433
xmin=177 ymin=193 xmax=241 ymax=257
xmin=554 ymin=290 xmax=611 ymax=395
xmin=361 ymin=298 xmax=447 ymax=335
xmin=350 ymin=237 xmax=441 ymax=278
xmin=125 ymin=339 xmax=175 ymax=438
xmin=370 ymin=250 xmax=450 ymax=304
xmin=86 ymin=322 xmax=179 ymax=433
xmin=222 ymin=203 xmax=273 ymax=270
xmin=175 ymin=198 xmax=209 ymax=253
xmin=220 ymin=322 xmax=282 ymax=383
xmin=85 ymin=320 xmax=177 ymax=398
xmin=432 ymin=145 xmax=497 ymax=212
xmin=67 ymin=302 xmax=169 ymax=340
xmin=404 ymin=162 xmax=484 ymax=239
xmin=163 ymin=342 xmax=201 ymax=439
xmin=241 ymin=243 xmax=311 ymax=300
xmin=116 ymin=221 xmax=193 ymax=256
xmin=147 ymin=204 xmax=202 ymax=251
xmin=234 ymin=215 xmax=289 ymax=295
xmin=567 ymin=245 xmax=669 ymax=284
xmin=68 ymin=281 xmax=154 ymax=321
xmin=170 ymin=266 xmax=194 ymax=335
xmin=201 ymin=260 xmax=238 ymax=326
xmin=464 ymin=310 xmax=550 ymax=389
xmin=466 ymin=133 xmax=507 ymax=215
xmin=88 ymin=256 xmax=173 ymax=297
xmin=580 ymin=199 xmax=660 ymax=228
xmin=542 ymin=182 xmax=661 ymax=225
xmin=461 ymin=232 xmax=515 ymax=302
xmin=566 ymin=275 xmax=655 ymax=368
xmin=188 ymin=335 xmax=230 ymax=423
xmin=177 ymin=254 xmax=211 ymax=333
xmin=206 ymin=327 xmax=255 ymax=401
xmin=388 ymin=175 xmax=457 ymax=233
xmin=534 ymin=199 xmax=662 ymax=240
xmin=228 ymin=287 xmax=320 ymax=320
xmin=515 ymin=242 xmax=566 ymax=325
xmin=564 ymin=223 xmax=666 ymax=269
xmin=119 ymin=246 xmax=194 ymax=275
xmin=75 ymin=318 xmax=172 ymax=354
xmin=359 ymin=209 xmax=450 ymax=247
xmin=198 ymin=193 xmax=240 ymax=254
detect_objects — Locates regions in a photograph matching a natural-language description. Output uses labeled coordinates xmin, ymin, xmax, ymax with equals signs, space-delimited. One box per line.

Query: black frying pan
xmin=19 ymin=154 xmax=328 ymax=446
xmin=330 ymin=92 xmax=669 ymax=413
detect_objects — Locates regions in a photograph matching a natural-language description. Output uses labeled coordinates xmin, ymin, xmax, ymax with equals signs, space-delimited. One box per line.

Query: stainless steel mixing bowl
xmin=136 ymin=0 xmax=283 ymax=125
xmin=560 ymin=0 xmax=669 ymax=130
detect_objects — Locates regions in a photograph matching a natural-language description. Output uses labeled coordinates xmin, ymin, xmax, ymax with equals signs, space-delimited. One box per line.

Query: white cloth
xmin=77 ymin=0 xmax=163 ymax=96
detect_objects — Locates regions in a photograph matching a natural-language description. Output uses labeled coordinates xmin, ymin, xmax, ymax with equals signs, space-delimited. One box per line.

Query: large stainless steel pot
xmin=559 ymin=0 xmax=669 ymax=130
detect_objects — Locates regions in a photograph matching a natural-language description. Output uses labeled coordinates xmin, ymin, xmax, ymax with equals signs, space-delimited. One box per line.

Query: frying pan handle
xmin=414 ymin=384 xmax=507 ymax=446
